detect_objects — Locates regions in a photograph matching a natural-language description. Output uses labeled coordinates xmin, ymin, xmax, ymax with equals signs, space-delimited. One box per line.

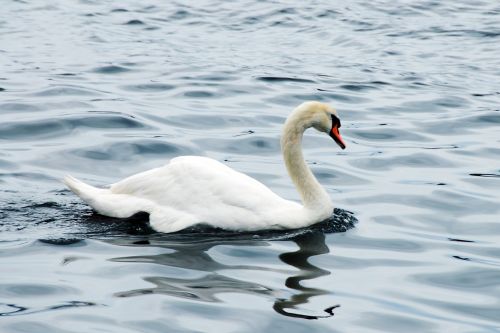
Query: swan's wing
xmin=110 ymin=156 xmax=297 ymax=226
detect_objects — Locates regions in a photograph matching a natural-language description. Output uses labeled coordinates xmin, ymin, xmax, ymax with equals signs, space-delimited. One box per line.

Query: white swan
xmin=64 ymin=101 xmax=347 ymax=233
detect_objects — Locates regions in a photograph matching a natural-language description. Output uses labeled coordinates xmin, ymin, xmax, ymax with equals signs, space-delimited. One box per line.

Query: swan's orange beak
xmin=330 ymin=125 xmax=346 ymax=150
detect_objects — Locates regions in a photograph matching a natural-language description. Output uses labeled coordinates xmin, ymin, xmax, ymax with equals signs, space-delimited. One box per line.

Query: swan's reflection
xmin=108 ymin=231 xmax=339 ymax=320
xmin=274 ymin=232 xmax=338 ymax=319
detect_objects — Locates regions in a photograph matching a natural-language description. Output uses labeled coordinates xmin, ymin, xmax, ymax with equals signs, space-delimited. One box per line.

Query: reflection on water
xmin=0 ymin=301 xmax=97 ymax=318
xmin=110 ymin=231 xmax=337 ymax=320
xmin=275 ymin=232 xmax=337 ymax=319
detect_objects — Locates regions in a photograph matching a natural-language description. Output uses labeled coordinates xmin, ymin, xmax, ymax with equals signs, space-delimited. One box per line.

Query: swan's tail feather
xmin=63 ymin=175 xmax=103 ymax=197
xmin=63 ymin=175 xmax=150 ymax=219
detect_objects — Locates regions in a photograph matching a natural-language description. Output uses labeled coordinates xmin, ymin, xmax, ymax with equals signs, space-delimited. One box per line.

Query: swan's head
xmin=294 ymin=101 xmax=346 ymax=150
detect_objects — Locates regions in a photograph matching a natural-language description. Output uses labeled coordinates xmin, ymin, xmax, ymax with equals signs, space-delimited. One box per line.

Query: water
xmin=1 ymin=0 xmax=500 ymax=331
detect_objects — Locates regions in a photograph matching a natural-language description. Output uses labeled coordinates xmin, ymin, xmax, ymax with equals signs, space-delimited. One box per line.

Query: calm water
xmin=1 ymin=0 xmax=500 ymax=332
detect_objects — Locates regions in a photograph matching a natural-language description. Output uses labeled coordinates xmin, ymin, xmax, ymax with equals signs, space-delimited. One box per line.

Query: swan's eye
xmin=331 ymin=115 xmax=341 ymax=128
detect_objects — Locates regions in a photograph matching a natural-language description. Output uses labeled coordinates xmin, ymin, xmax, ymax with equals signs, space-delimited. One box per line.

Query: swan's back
xmin=108 ymin=156 xmax=300 ymax=230
xmin=112 ymin=157 xmax=282 ymax=206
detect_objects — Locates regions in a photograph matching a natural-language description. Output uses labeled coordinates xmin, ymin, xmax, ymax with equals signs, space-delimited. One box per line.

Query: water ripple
xmin=92 ymin=65 xmax=131 ymax=74
xmin=0 ymin=114 xmax=145 ymax=141
xmin=1 ymin=0 xmax=499 ymax=331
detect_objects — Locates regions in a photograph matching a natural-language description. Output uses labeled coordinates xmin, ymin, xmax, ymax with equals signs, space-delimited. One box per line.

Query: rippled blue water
xmin=1 ymin=0 xmax=500 ymax=332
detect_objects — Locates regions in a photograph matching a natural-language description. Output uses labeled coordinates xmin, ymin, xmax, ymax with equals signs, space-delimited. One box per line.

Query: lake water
xmin=1 ymin=0 xmax=500 ymax=332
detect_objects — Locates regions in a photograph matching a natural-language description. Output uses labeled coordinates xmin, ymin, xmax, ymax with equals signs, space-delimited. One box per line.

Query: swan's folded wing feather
xmin=109 ymin=156 xmax=295 ymax=223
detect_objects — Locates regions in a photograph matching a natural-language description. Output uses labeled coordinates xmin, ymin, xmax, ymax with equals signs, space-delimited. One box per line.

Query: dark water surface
xmin=1 ymin=0 xmax=500 ymax=332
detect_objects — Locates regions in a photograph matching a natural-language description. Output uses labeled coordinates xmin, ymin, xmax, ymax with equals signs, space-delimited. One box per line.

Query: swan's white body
xmin=64 ymin=101 xmax=345 ymax=233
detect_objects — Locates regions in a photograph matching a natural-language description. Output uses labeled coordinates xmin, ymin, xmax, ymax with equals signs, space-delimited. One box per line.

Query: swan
xmin=63 ymin=101 xmax=347 ymax=233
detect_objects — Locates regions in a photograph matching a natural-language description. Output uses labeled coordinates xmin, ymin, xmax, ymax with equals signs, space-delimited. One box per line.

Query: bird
xmin=64 ymin=101 xmax=347 ymax=233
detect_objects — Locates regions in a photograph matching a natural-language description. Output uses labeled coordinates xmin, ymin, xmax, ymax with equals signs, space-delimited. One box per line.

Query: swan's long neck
xmin=281 ymin=109 xmax=333 ymax=213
